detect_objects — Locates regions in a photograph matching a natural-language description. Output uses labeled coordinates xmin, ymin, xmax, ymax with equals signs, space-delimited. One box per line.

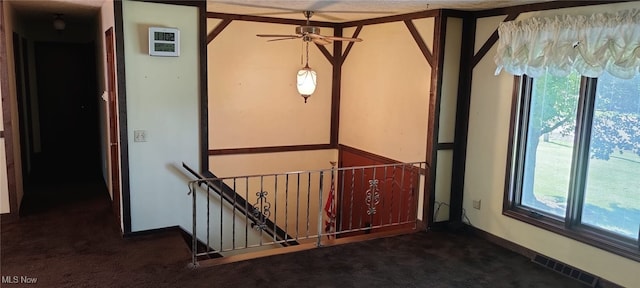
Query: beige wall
xmin=466 ymin=2 xmax=640 ymax=287
xmin=122 ymin=0 xmax=200 ymax=231
xmin=340 ymin=19 xmax=433 ymax=163
xmin=208 ymin=21 xmax=333 ymax=149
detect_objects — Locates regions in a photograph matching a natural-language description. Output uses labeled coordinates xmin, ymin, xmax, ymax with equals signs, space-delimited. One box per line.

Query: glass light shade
xmin=296 ymin=66 xmax=317 ymax=102
xmin=53 ymin=18 xmax=66 ymax=30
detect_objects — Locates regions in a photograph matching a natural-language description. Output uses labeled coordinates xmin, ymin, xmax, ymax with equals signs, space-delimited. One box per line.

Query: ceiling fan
xmin=256 ymin=11 xmax=363 ymax=45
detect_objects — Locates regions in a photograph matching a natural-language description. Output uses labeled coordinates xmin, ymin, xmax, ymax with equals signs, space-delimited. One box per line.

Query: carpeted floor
xmin=1 ymin=175 xmax=587 ymax=288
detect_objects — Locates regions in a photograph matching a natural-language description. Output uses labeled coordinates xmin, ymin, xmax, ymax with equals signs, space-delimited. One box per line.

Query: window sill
xmin=503 ymin=208 xmax=640 ymax=263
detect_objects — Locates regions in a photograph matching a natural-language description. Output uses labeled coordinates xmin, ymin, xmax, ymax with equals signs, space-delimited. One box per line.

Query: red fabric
xmin=324 ymin=175 xmax=336 ymax=237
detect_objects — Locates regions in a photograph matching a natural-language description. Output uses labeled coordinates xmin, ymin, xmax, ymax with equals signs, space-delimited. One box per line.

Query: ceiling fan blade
xmin=266 ymin=37 xmax=301 ymax=42
xmin=257 ymin=34 xmax=301 ymax=38
xmin=312 ymin=38 xmax=332 ymax=45
xmin=322 ymin=36 xmax=363 ymax=42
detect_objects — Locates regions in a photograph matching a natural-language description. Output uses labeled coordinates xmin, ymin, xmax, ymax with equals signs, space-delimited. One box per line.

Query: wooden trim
xmin=123 ymin=225 xmax=182 ymax=238
xmin=471 ymin=13 xmax=519 ymax=68
xmin=404 ymin=20 xmax=434 ymax=67
xmin=450 ymin=15 xmax=476 ymax=227
xmin=435 ymin=143 xmax=454 ymax=150
xmin=339 ymin=9 xmax=439 ymax=28
xmin=339 ymin=144 xmax=402 ymax=165
xmin=207 ymin=19 xmax=231 ymax=44
xmin=198 ymin=1 xmax=209 ymax=173
xmin=209 ymin=144 xmax=333 ymax=156
xmin=426 ymin=12 xmax=447 ymax=227
xmin=341 ymin=26 xmax=362 ymax=64
xmin=114 ymin=0 xmax=132 ymax=234
xmin=0 ymin=131 xmax=3 ymax=138
xmin=474 ymin=0 xmax=633 ymax=18
xmin=206 ymin=12 xmax=334 ymax=27
xmin=0 ymin=1 xmax=19 ymax=217
xmin=315 ymin=43 xmax=334 ymax=66
xmin=329 ymin=28 xmax=343 ymax=147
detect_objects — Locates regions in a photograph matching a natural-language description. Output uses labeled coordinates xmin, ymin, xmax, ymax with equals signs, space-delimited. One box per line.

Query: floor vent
xmin=531 ymin=254 xmax=598 ymax=287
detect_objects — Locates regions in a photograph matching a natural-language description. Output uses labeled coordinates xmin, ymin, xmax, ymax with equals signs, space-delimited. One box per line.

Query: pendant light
xmin=296 ymin=41 xmax=316 ymax=103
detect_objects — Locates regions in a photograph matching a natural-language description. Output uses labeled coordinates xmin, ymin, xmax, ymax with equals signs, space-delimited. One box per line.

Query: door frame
xmin=105 ymin=27 xmax=122 ymax=231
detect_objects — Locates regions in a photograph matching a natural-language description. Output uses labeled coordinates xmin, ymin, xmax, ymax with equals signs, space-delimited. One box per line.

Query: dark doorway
xmin=19 ymin=41 xmax=101 ymax=216
xmin=33 ymin=41 xmax=100 ymax=177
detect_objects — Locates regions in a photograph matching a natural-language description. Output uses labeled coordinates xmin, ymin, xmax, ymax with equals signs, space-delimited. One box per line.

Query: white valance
xmin=495 ymin=9 xmax=640 ymax=79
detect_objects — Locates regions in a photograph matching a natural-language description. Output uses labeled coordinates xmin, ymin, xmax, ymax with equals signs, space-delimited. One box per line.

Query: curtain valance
xmin=495 ymin=9 xmax=640 ymax=79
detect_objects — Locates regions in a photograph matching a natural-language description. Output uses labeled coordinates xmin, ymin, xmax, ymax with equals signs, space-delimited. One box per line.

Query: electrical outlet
xmin=134 ymin=130 xmax=147 ymax=142
xmin=472 ymin=200 xmax=481 ymax=210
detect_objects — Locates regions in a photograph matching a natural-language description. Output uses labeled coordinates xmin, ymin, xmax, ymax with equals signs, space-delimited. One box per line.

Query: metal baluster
xmin=219 ymin=180 xmax=223 ymax=251
xmin=260 ymin=176 xmax=264 ymax=246
xmin=190 ymin=182 xmax=197 ymax=267
xmin=390 ymin=166 xmax=396 ymax=226
xmin=349 ymin=168 xmax=355 ymax=231
xmin=359 ymin=167 xmax=365 ymax=230
xmin=285 ymin=175 xmax=289 ymax=243
xmin=382 ymin=166 xmax=388 ymax=226
xmin=245 ymin=177 xmax=249 ymax=249
xmin=317 ymin=171 xmax=324 ymax=247
xmin=273 ymin=175 xmax=278 ymax=243
xmin=233 ymin=178 xmax=236 ymax=250
xmin=370 ymin=167 xmax=377 ymax=229
xmin=399 ymin=165 xmax=406 ymax=225
xmin=296 ymin=174 xmax=300 ymax=240
xmin=407 ymin=167 xmax=414 ymax=223
xmin=306 ymin=172 xmax=311 ymax=238
xmin=339 ymin=169 xmax=345 ymax=234
xmin=207 ymin=181 xmax=210 ymax=255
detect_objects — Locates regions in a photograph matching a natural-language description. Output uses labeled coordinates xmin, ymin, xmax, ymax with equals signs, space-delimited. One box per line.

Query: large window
xmin=506 ymin=71 xmax=640 ymax=260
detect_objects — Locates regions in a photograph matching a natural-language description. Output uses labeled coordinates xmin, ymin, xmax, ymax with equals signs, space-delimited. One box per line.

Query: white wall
xmin=466 ymin=2 xmax=640 ymax=287
xmin=340 ymin=19 xmax=433 ymax=163
xmin=122 ymin=0 xmax=199 ymax=232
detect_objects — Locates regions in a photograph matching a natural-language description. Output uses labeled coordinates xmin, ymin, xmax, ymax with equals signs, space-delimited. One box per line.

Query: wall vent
xmin=531 ymin=254 xmax=598 ymax=287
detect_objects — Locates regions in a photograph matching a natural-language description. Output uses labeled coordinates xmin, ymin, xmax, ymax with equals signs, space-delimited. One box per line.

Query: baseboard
xmin=123 ymin=225 xmax=183 ymax=238
xmin=468 ymin=225 xmax=622 ymax=288
xmin=1 ymin=212 xmax=19 ymax=224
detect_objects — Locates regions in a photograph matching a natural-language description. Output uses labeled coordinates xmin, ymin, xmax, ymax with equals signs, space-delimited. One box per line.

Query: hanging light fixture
xmin=53 ymin=14 xmax=66 ymax=31
xmin=296 ymin=41 xmax=316 ymax=103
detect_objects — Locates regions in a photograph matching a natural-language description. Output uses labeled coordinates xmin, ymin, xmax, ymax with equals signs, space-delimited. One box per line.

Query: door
xmin=106 ymin=28 xmax=121 ymax=228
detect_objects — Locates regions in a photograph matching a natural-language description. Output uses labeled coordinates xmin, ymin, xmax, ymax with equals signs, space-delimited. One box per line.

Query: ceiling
xmin=207 ymin=0 xmax=551 ymax=22
xmin=10 ymin=0 xmax=104 ymax=21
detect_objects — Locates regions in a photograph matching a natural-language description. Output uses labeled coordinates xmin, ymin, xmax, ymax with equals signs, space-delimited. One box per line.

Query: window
xmin=505 ymin=71 xmax=640 ymax=261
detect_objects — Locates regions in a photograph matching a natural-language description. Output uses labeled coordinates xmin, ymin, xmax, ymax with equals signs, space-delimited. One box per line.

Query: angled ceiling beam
xmin=207 ymin=19 xmax=232 ymax=44
xmin=206 ymin=12 xmax=335 ymax=27
xmin=471 ymin=13 xmax=519 ymax=68
xmin=404 ymin=20 xmax=434 ymax=67
xmin=340 ymin=25 xmax=363 ymax=65
xmin=315 ymin=44 xmax=334 ymax=66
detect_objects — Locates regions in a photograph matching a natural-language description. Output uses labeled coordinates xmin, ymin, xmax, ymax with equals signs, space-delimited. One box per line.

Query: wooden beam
xmin=330 ymin=28 xmax=343 ymax=147
xmin=207 ymin=19 xmax=232 ymax=44
xmin=340 ymin=9 xmax=439 ymax=28
xmin=404 ymin=20 xmax=434 ymax=67
xmin=206 ymin=12 xmax=334 ymax=27
xmin=209 ymin=144 xmax=333 ymax=156
xmin=471 ymin=13 xmax=519 ymax=68
xmin=341 ymin=26 xmax=362 ymax=65
xmin=315 ymin=44 xmax=334 ymax=66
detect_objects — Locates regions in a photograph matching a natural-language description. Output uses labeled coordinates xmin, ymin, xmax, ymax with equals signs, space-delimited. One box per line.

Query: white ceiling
xmin=207 ymin=0 xmax=551 ymax=22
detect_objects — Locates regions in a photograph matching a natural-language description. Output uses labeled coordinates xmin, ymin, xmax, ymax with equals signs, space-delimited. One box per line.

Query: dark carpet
xmin=1 ymin=175 xmax=586 ymax=287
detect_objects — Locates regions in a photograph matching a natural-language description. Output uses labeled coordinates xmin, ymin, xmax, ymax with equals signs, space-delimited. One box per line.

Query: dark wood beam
xmin=209 ymin=144 xmax=333 ymax=155
xmin=207 ymin=19 xmax=232 ymax=44
xmin=315 ymin=44 xmax=334 ymax=66
xmin=330 ymin=28 xmax=343 ymax=147
xmin=474 ymin=0 xmax=633 ymax=18
xmin=471 ymin=13 xmax=519 ymax=68
xmin=404 ymin=20 xmax=434 ymax=67
xmin=206 ymin=12 xmax=334 ymax=27
xmin=341 ymin=26 xmax=362 ymax=65
xmin=340 ymin=9 xmax=439 ymax=28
